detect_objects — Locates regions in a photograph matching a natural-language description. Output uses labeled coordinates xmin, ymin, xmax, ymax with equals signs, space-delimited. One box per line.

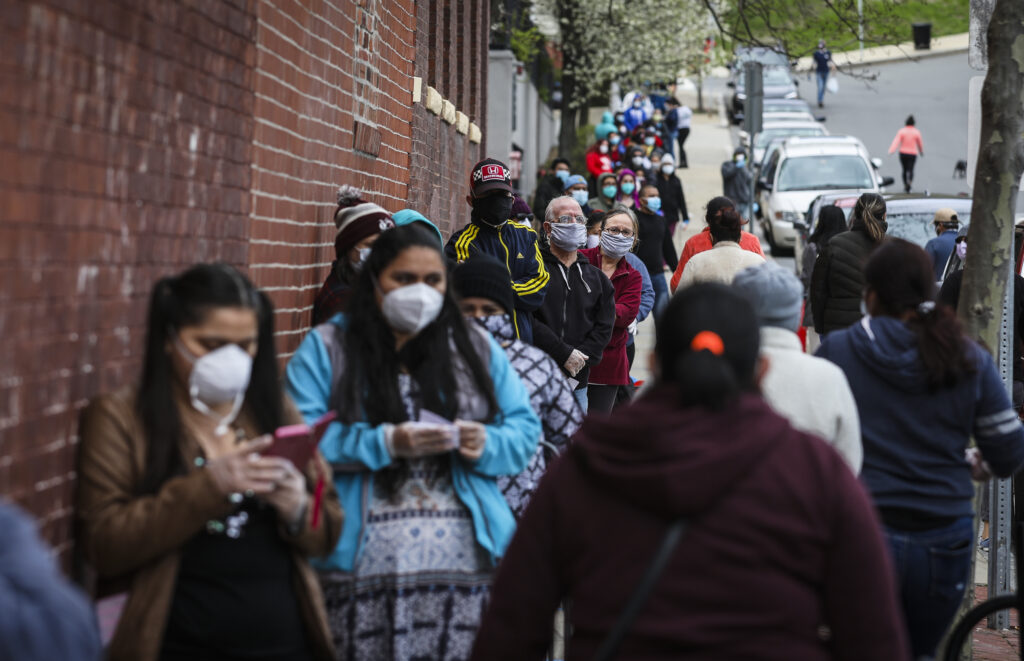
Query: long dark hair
xmin=810 ymin=205 xmax=847 ymax=246
xmin=336 ymin=224 xmax=499 ymax=425
xmin=851 ymin=193 xmax=887 ymax=244
xmin=656 ymin=283 xmax=760 ymax=410
xmin=709 ymin=207 xmax=743 ymax=244
xmin=137 ymin=264 xmax=284 ymax=494
xmin=865 ymin=239 xmax=975 ymax=390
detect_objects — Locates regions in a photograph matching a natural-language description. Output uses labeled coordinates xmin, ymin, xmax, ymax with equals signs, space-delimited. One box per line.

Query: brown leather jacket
xmin=76 ymin=387 xmax=343 ymax=661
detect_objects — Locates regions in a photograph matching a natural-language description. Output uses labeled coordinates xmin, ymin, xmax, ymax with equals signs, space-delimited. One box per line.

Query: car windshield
xmin=755 ymin=127 xmax=825 ymax=148
xmin=777 ymin=155 xmax=873 ymax=192
xmin=763 ymin=68 xmax=791 ymax=85
xmin=887 ymin=211 xmax=972 ymax=247
xmin=764 ymin=101 xmax=807 ymax=112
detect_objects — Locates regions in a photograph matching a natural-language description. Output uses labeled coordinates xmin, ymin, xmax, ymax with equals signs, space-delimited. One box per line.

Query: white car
xmin=756 ymin=136 xmax=895 ymax=252
xmin=741 ymin=120 xmax=829 ymax=165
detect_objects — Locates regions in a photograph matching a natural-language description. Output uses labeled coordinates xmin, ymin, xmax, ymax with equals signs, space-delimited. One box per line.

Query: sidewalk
xmin=795 ymin=32 xmax=969 ymax=71
xmin=632 ymin=111 xmax=733 ymax=384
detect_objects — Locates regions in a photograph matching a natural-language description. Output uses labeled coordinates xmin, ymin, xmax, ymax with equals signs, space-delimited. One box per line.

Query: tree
xmin=530 ymin=0 xmax=710 ymax=155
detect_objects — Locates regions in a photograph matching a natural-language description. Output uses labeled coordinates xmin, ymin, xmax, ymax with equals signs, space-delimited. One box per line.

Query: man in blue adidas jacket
xmin=446 ymin=158 xmax=549 ymax=343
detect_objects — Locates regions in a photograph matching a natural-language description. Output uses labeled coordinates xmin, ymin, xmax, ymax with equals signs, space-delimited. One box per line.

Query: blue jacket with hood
xmin=817 ymin=315 xmax=1024 ymax=520
xmin=285 ymin=314 xmax=541 ymax=571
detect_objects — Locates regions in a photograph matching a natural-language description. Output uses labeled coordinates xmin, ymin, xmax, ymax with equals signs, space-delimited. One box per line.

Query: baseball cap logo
xmin=480 ymin=164 xmax=507 ymax=182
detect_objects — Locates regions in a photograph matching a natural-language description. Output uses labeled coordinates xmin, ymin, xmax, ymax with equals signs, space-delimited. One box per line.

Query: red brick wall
xmin=0 ymin=0 xmax=258 ymax=559
xmin=0 ymin=0 xmax=490 ymax=563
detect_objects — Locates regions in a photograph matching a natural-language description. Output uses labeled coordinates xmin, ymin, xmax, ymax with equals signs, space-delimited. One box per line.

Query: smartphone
xmin=265 ymin=410 xmax=338 ymax=468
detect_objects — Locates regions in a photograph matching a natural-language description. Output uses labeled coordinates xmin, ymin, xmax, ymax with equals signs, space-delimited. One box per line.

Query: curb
xmin=794 ymin=32 xmax=969 ymax=71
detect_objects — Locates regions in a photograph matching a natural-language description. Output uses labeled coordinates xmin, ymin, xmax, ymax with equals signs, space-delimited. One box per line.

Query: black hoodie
xmin=472 ymin=388 xmax=909 ymax=660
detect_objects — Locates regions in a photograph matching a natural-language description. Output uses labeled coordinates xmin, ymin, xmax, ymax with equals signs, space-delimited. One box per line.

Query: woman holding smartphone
xmin=285 ymin=224 xmax=540 ymax=660
xmin=77 ymin=264 xmax=342 ymax=661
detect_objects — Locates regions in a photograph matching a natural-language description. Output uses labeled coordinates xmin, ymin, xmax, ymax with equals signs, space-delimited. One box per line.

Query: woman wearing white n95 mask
xmin=285 ymin=224 xmax=541 ymax=659
xmin=78 ymin=264 xmax=342 ymax=661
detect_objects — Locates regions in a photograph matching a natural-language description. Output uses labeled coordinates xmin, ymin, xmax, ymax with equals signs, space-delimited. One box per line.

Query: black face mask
xmin=473 ymin=194 xmax=514 ymax=227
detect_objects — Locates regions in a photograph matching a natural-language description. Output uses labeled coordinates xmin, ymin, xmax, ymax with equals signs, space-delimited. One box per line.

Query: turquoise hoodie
xmin=284 ymin=314 xmax=541 ymax=571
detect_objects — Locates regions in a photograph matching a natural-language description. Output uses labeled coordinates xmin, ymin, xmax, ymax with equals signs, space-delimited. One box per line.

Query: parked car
xmin=729 ymin=66 xmax=799 ymax=123
xmin=756 ymin=135 xmax=895 ymax=252
xmin=763 ymin=98 xmax=815 ymax=114
xmin=742 ymin=119 xmax=829 ymax=165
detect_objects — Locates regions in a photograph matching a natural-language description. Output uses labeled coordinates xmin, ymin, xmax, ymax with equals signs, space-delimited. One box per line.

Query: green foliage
xmin=510 ymin=25 xmax=544 ymax=64
xmin=569 ymin=123 xmax=596 ymax=168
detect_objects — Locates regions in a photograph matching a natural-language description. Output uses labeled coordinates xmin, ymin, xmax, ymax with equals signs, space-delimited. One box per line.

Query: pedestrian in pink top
xmin=889 ymin=115 xmax=924 ymax=193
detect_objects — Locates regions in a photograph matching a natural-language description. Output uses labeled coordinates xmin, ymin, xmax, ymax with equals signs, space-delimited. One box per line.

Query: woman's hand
xmin=456 ymin=420 xmax=487 ymax=462
xmin=205 ymin=436 xmax=278 ymax=496
xmin=391 ymin=423 xmax=457 ymax=458
xmin=260 ymin=457 xmax=308 ymax=530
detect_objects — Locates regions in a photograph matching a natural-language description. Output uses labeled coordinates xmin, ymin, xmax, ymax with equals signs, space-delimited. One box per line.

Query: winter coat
xmin=533 ymin=248 xmax=616 ymax=389
xmin=939 ymin=271 xmax=1024 ymax=382
xmin=470 ymin=387 xmax=909 ymax=661
xmin=311 ymin=261 xmax=353 ymax=327
xmin=284 ymin=314 xmax=541 ymax=571
xmin=924 ymin=230 xmax=957 ymax=281
xmin=77 ymin=389 xmax=342 ymax=661
xmin=476 ymin=314 xmax=584 ymax=519
xmin=721 ymin=160 xmax=752 ymax=204
xmin=655 ymin=172 xmax=689 ymax=226
xmin=585 ymin=148 xmax=613 ymax=180
xmin=818 ymin=316 xmax=1024 ymax=522
xmin=0 ymin=504 xmax=101 ymax=661
xmin=671 ymin=228 xmax=764 ymax=292
xmin=446 ymin=217 xmax=550 ymax=343
xmin=532 ymin=173 xmax=565 ymax=219
xmin=579 ymin=247 xmax=642 ymax=386
xmin=676 ymin=240 xmax=765 ymax=289
xmin=888 ymin=125 xmax=923 ymax=156
xmin=635 ymin=208 xmax=679 ymax=278
xmin=810 ymin=222 xmax=881 ymax=334
xmin=759 ymin=327 xmax=862 ymax=472
xmin=624 ymin=252 xmax=655 ymax=349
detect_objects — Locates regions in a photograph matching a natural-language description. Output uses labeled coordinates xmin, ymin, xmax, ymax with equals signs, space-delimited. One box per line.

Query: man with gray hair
xmin=734 ymin=261 xmax=862 ymax=472
xmin=532 ymin=196 xmax=615 ymax=412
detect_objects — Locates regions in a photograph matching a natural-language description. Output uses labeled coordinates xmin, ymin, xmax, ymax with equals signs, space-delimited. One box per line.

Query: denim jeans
xmin=651 ymin=272 xmax=669 ymax=324
xmin=816 ymin=71 xmax=828 ymax=105
xmin=884 ymin=515 xmax=974 ymax=659
xmin=573 ymin=387 xmax=588 ymax=414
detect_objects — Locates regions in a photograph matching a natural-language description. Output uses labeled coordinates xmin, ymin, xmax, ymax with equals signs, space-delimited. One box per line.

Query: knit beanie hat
xmin=392 ymin=209 xmax=444 ymax=247
xmin=334 ymin=186 xmax=394 ymax=257
xmin=733 ymin=261 xmax=804 ymax=331
xmin=452 ymin=255 xmax=514 ymax=316
xmin=563 ymin=174 xmax=588 ymax=192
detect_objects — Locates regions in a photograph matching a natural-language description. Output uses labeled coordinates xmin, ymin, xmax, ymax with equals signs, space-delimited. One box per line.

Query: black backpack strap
xmin=591 ymin=519 xmax=688 ymax=661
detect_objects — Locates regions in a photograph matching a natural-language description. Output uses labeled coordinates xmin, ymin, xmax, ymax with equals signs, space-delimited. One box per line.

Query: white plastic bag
xmin=826 ymin=76 xmax=839 ymax=94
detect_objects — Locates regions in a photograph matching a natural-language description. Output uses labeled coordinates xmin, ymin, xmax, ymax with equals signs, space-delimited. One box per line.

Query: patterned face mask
xmin=472 ymin=313 xmax=515 ymax=343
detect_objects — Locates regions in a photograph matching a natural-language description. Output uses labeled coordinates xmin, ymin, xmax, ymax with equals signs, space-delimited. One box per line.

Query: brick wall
xmin=1 ymin=0 xmax=491 ymax=563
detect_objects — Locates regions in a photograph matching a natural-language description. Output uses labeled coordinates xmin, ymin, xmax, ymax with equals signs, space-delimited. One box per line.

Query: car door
xmin=758 ymin=150 xmax=781 ymax=226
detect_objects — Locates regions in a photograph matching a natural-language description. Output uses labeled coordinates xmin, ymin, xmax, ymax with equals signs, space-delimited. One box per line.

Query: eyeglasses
xmin=604 ymin=227 xmax=635 ymax=238
xmin=555 ymin=214 xmax=586 ymax=225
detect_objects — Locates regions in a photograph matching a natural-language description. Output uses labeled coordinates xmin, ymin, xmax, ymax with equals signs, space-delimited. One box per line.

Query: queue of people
xmin=34 ymin=134 xmax=1023 ymax=661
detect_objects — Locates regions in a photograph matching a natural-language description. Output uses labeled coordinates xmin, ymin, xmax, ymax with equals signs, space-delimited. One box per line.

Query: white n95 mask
xmin=176 ymin=340 xmax=253 ymax=435
xmin=381 ymin=283 xmax=445 ymax=334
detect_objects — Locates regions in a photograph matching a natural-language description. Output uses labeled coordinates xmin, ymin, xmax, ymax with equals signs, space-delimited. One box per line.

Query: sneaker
xmin=980 ymin=537 xmax=990 ymax=551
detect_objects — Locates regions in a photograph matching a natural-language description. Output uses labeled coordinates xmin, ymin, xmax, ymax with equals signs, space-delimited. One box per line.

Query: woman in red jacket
xmin=888 ymin=115 xmax=924 ymax=193
xmin=577 ymin=208 xmax=642 ymax=413
xmin=471 ymin=282 xmax=909 ymax=661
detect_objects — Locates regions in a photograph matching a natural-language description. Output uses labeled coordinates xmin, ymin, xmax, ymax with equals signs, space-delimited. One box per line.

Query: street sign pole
xmin=743 ymin=62 xmax=763 ymax=223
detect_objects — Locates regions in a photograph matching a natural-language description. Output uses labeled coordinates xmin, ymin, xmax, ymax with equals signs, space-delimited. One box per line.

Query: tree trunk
xmin=558 ymin=70 xmax=579 ymax=158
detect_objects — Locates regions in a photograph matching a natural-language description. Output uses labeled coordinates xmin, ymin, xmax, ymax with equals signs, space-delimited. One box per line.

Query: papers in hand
xmin=415 ymin=409 xmax=460 ymax=449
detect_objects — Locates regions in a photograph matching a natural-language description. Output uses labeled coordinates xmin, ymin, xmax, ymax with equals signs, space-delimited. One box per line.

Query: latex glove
xmin=966 ymin=448 xmax=994 ymax=482
xmin=455 ymin=420 xmax=486 ymax=462
xmin=628 ymin=319 xmax=639 ymax=336
xmin=389 ymin=422 xmax=457 ymax=458
xmin=564 ymin=349 xmax=588 ymax=377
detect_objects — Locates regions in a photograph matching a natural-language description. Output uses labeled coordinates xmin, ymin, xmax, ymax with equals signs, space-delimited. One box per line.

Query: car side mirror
xmin=871 ymin=157 xmax=883 ymax=169
xmin=756 ymin=180 xmax=772 ymax=192
xmin=726 ymin=81 xmax=735 ymax=88
xmin=793 ymin=220 xmax=808 ymax=232
xmin=815 ymin=115 xmax=827 ymax=122
xmin=880 ymin=176 xmax=896 ymax=187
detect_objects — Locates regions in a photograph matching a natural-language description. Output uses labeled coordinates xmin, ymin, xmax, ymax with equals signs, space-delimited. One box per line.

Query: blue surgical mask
xmin=556 ymin=170 xmax=570 ymax=184
xmin=644 ymin=137 xmax=656 ymax=146
xmin=602 ymin=184 xmax=618 ymax=199
xmin=646 ymin=197 xmax=662 ymax=212
xmin=620 ymin=182 xmax=635 ymax=195
xmin=609 ymin=136 xmax=621 ymax=145
xmin=570 ymin=190 xmax=588 ymax=206
xmin=600 ymin=231 xmax=634 ymax=259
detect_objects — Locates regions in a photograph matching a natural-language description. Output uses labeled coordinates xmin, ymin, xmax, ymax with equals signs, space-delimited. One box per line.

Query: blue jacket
xmin=817 ymin=316 xmax=1024 ymax=520
xmin=446 ymin=218 xmax=549 ymax=344
xmin=624 ymin=253 xmax=655 ymax=347
xmin=285 ymin=315 xmax=542 ymax=571
xmin=924 ymin=230 xmax=957 ymax=281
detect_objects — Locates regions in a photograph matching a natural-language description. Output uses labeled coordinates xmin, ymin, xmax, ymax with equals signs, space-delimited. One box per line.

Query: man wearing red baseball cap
xmin=445 ymin=158 xmax=549 ymax=344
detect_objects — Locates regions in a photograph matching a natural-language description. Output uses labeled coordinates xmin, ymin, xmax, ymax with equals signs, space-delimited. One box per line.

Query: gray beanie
xmin=733 ymin=261 xmax=804 ymax=331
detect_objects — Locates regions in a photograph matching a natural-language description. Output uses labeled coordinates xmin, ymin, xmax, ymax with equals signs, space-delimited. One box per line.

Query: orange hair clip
xmin=690 ymin=331 xmax=725 ymax=356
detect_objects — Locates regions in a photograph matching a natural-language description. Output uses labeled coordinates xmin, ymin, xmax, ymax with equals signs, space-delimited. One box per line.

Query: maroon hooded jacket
xmin=471 ymin=387 xmax=909 ymax=661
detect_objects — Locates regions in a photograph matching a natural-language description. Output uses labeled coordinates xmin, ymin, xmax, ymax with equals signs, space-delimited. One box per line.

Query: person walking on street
xmin=671 ymin=197 xmax=765 ymax=293
xmin=532 ymin=157 xmax=572 ymax=216
xmin=677 ymin=206 xmax=765 ymax=289
xmin=721 ymin=148 xmax=753 ymax=221
xmin=817 ymin=239 xmax=1024 ymax=659
xmin=286 ymin=225 xmax=541 ymax=660
xmin=471 ymin=283 xmax=910 ymax=661
xmin=813 ymin=39 xmax=835 ymax=108
xmin=889 ymin=115 xmax=924 ymax=193
xmin=578 ymin=209 xmax=643 ymax=412
xmin=453 ymin=255 xmax=584 ymax=519
xmin=655 ymin=153 xmax=690 ymax=233
xmin=533 ymin=198 xmax=616 ymax=413
xmin=924 ymin=208 xmax=960 ymax=281
xmin=588 ymin=172 xmax=620 ymax=213
xmin=811 ymin=192 xmax=888 ymax=334
xmin=734 ymin=262 xmax=862 ymax=472
xmin=312 ymin=187 xmax=395 ymax=326
xmin=78 ymin=264 xmax=343 ymax=661
xmin=636 ymin=184 xmax=680 ymax=320
xmin=446 ymin=158 xmax=550 ymax=344
xmin=677 ymin=100 xmax=693 ymax=167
